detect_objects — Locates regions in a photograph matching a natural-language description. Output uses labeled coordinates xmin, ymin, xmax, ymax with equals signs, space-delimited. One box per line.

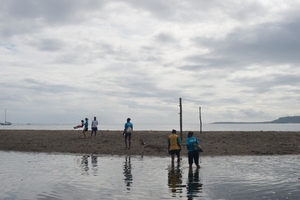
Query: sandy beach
xmin=0 ymin=130 xmax=300 ymax=156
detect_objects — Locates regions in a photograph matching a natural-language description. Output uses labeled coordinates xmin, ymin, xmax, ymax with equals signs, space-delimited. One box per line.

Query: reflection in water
xmin=91 ymin=155 xmax=98 ymax=176
xmin=186 ymin=168 xmax=203 ymax=199
xmin=168 ymin=163 xmax=183 ymax=198
xmin=81 ymin=155 xmax=89 ymax=174
xmin=1 ymin=152 xmax=299 ymax=200
xmin=80 ymin=155 xmax=98 ymax=176
xmin=123 ymin=156 xmax=133 ymax=190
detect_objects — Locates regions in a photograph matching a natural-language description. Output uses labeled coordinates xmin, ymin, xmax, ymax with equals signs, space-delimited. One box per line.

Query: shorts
xmin=124 ymin=132 xmax=132 ymax=139
xmin=92 ymin=127 xmax=97 ymax=131
xmin=169 ymin=149 xmax=180 ymax=156
xmin=84 ymin=128 xmax=88 ymax=131
xmin=188 ymin=151 xmax=199 ymax=165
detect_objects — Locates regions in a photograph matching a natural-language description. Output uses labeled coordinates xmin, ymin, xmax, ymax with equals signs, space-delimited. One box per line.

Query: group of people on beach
xmin=74 ymin=117 xmax=133 ymax=149
xmin=168 ymin=129 xmax=202 ymax=168
xmin=73 ymin=117 xmax=99 ymax=138
xmin=74 ymin=117 xmax=201 ymax=168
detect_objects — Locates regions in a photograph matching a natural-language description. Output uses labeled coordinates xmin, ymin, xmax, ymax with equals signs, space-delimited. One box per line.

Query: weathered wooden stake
xmin=179 ymin=98 xmax=183 ymax=139
xmin=199 ymin=107 xmax=202 ymax=134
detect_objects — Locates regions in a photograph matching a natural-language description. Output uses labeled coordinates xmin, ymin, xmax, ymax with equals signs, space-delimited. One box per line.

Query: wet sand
xmin=0 ymin=130 xmax=299 ymax=156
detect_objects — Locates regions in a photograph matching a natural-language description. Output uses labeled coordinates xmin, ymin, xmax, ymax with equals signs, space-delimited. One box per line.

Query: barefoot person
xmin=123 ymin=118 xmax=133 ymax=149
xmin=83 ymin=118 xmax=88 ymax=138
xmin=91 ymin=116 xmax=98 ymax=137
xmin=168 ymin=129 xmax=181 ymax=163
xmin=186 ymin=131 xmax=201 ymax=168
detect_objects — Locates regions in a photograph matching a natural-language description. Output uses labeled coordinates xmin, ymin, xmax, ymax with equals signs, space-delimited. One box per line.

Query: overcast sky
xmin=1 ymin=0 xmax=300 ymax=125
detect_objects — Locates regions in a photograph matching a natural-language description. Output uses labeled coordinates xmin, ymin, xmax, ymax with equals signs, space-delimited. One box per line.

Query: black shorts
xmin=92 ymin=127 xmax=97 ymax=131
xmin=125 ymin=132 xmax=132 ymax=139
xmin=169 ymin=149 xmax=180 ymax=156
xmin=84 ymin=128 xmax=88 ymax=131
xmin=188 ymin=151 xmax=199 ymax=165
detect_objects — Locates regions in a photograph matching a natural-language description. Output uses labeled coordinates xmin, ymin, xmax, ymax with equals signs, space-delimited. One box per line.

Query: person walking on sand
xmin=83 ymin=118 xmax=88 ymax=138
xmin=91 ymin=116 xmax=98 ymax=137
xmin=123 ymin=118 xmax=133 ymax=149
xmin=168 ymin=129 xmax=181 ymax=164
xmin=186 ymin=131 xmax=201 ymax=168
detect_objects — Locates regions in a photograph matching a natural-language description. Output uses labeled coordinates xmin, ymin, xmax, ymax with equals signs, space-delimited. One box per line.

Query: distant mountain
xmin=213 ymin=116 xmax=300 ymax=124
xmin=269 ymin=116 xmax=300 ymax=123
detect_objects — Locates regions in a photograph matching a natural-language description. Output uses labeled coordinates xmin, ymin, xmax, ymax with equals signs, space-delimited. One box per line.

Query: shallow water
xmin=1 ymin=122 xmax=300 ymax=131
xmin=0 ymin=151 xmax=299 ymax=200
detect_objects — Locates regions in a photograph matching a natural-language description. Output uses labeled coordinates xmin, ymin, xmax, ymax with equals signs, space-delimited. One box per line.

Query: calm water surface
xmin=0 ymin=151 xmax=299 ymax=200
xmin=1 ymin=123 xmax=300 ymax=131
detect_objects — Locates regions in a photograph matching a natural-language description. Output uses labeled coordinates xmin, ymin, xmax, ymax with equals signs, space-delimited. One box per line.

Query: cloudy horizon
xmin=1 ymin=0 xmax=300 ymax=125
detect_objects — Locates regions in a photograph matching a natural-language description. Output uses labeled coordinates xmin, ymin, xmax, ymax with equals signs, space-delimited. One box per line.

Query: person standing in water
xmin=123 ymin=118 xmax=133 ymax=149
xmin=168 ymin=129 xmax=181 ymax=164
xmin=186 ymin=131 xmax=201 ymax=168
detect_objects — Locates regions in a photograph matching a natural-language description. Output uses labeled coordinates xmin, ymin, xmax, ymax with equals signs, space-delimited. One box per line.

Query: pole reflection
xmin=168 ymin=163 xmax=183 ymax=197
xmin=123 ymin=156 xmax=133 ymax=191
xmin=186 ymin=168 xmax=203 ymax=199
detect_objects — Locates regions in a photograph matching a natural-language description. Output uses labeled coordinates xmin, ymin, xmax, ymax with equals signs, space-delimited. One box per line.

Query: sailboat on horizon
xmin=0 ymin=109 xmax=12 ymax=125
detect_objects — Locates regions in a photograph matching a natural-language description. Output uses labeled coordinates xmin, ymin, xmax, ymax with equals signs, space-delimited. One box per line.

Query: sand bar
xmin=0 ymin=130 xmax=300 ymax=156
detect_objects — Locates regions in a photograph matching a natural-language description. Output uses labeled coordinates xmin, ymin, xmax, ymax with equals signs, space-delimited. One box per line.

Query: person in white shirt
xmin=91 ymin=116 xmax=99 ymax=137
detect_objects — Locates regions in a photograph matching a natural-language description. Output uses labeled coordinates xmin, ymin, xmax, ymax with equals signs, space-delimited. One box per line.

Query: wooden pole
xmin=199 ymin=107 xmax=202 ymax=134
xmin=179 ymin=98 xmax=183 ymax=139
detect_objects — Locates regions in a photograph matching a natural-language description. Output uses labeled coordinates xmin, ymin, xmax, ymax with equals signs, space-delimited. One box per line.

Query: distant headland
xmin=212 ymin=116 xmax=300 ymax=124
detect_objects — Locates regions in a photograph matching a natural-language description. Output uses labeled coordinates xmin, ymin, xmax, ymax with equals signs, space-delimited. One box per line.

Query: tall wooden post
xmin=179 ymin=98 xmax=182 ymax=139
xmin=199 ymin=107 xmax=202 ymax=134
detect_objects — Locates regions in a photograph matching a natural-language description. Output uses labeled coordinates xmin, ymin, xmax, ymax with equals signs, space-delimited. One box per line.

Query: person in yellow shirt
xmin=168 ymin=129 xmax=181 ymax=163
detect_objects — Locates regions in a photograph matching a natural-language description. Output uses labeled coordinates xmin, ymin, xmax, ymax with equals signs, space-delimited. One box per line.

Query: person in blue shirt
xmin=83 ymin=118 xmax=88 ymax=138
xmin=123 ymin=118 xmax=133 ymax=149
xmin=186 ymin=131 xmax=200 ymax=168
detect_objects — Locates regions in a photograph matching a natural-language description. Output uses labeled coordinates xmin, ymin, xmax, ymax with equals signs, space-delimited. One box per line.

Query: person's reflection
xmin=81 ymin=155 xmax=89 ymax=175
xmin=123 ymin=156 xmax=133 ymax=190
xmin=186 ymin=167 xmax=203 ymax=199
xmin=168 ymin=163 xmax=183 ymax=197
xmin=91 ymin=154 xmax=98 ymax=176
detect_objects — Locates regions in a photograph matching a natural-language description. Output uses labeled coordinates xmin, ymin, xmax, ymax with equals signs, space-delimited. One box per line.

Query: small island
xmin=213 ymin=116 xmax=300 ymax=124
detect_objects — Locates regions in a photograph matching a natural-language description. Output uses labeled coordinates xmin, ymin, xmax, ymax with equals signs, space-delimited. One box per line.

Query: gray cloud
xmin=190 ymin=17 xmax=300 ymax=68
xmin=0 ymin=0 xmax=107 ymax=38
xmin=154 ymin=33 xmax=177 ymax=44
xmin=4 ymin=0 xmax=106 ymax=23
xmin=32 ymin=38 xmax=65 ymax=51
xmin=230 ymin=73 xmax=300 ymax=94
xmin=180 ymin=65 xmax=212 ymax=71
xmin=20 ymin=78 xmax=76 ymax=94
